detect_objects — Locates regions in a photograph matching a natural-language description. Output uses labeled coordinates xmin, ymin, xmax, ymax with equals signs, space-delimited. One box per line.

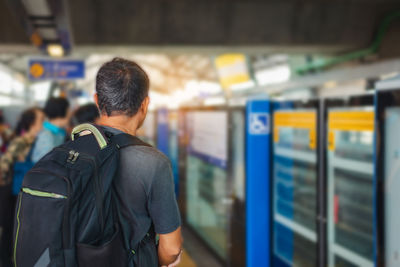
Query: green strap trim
xmin=22 ymin=188 xmax=67 ymax=199
xmin=13 ymin=195 xmax=22 ymax=267
xmin=71 ymin=123 xmax=107 ymax=149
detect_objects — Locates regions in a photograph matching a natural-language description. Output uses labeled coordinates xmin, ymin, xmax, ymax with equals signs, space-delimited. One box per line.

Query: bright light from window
xmin=255 ymin=65 xmax=291 ymax=86
xmin=0 ymin=71 xmax=12 ymax=94
xmin=230 ymin=80 xmax=256 ymax=91
xmin=185 ymin=80 xmax=222 ymax=96
xmin=167 ymin=90 xmax=191 ymax=109
xmin=0 ymin=96 xmax=12 ymax=106
xmin=149 ymin=91 xmax=169 ymax=110
xmin=12 ymin=79 xmax=24 ymax=96
xmin=204 ymin=96 xmax=226 ymax=106
xmin=31 ymin=81 xmax=51 ymax=102
xmin=76 ymin=97 xmax=92 ymax=106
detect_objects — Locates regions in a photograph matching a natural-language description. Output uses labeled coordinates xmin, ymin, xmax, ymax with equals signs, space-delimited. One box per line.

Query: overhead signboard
xmin=28 ymin=59 xmax=85 ymax=81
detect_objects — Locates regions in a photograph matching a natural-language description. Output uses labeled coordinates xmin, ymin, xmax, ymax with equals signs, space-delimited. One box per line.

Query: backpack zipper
xmin=22 ymin=188 xmax=67 ymax=199
xmin=54 ymin=148 xmax=106 ymax=236
xmin=29 ymin=169 xmax=72 ymax=249
xmin=13 ymin=193 xmax=22 ymax=267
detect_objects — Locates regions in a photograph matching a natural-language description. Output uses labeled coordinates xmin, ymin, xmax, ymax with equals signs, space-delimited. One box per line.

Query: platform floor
xmin=0 ymin=226 xmax=223 ymax=267
xmin=181 ymin=227 xmax=223 ymax=267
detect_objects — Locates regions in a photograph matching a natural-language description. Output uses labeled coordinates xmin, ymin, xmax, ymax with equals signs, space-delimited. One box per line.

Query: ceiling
xmin=1 ymin=0 xmax=400 ymax=95
xmin=68 ymin=0 xmax=397 ymax=49
xmin=0 ymin=0 xmax=400 ymax=53
xmin=77 ymin=54 xmax=218 ymax=94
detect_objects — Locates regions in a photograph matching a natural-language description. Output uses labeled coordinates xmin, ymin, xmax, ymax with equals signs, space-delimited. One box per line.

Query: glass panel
xmin=186 ymin=156 xmax=229 ymax=258
xmin=168 ymin=111 xmax=179 ymax=196
xmin=384 ymin=107 xmax=400 ymax=267
xmin=273 ymin=109 xmax=317 ymax=267
xmin=230 ymin=110 xmax=246 ymax=267
xmin=185 ymin=111 xmax=229 ymax=260
xmin=327 ymin=108 xmax=374 ymax=267
xmin=232 ymin=111 xmax=245 ymax=201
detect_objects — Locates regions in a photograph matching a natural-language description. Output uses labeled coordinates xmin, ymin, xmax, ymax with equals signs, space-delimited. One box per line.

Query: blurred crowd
xmin=0 ymin=98 xmax=100 ymax=267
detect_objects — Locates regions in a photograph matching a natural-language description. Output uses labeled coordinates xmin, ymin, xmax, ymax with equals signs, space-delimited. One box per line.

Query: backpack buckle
xmin=67 ymin=150 xmax=80 ymax=164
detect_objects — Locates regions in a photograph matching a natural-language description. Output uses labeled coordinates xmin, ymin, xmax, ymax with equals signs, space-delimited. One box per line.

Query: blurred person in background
xmin=0 ymin=110 xmax=13 ymax=154
xmin=71 ymin=103 xmax=100 ymax=126
xmin=31 ymin=97 xmax=70 ymax=163
xmin=0 ymin=107 xmax=44 ymax=267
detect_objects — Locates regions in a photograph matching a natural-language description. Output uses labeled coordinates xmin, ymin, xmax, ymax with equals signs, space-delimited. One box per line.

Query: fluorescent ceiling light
xmin=47 ymin=44 xmax=64 ymax=57
xmin=204 ymin=96 xmax=226 ymax=106
xmin=230 ymin=80 xmax=255 ymax=91
xmin=22 ymin=0 xmax=51 ymax=16
xmin=185 ymin=80 xmax=222 ymax=96
xmin=380 ymin=72 xmax=399 ymax=80
xmin=38 ymin=28 xmax=58 ymax=39
xmin=255 ymin=65 xmax=291 ymax=86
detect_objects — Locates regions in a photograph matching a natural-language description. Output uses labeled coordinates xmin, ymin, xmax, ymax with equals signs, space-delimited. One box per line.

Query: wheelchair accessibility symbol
xmin=249 ymin=113 xmax=270 ymax=135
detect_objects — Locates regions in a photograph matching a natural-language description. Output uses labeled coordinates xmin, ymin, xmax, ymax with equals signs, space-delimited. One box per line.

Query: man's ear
xmin=94 ymin=93 xmax=99 ymax=108
xmin=141 ymin=96 xmax=150 ymax=114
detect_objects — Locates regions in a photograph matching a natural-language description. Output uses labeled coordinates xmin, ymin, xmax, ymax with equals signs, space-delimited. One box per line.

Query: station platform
xmin=181 ymin=227 xmax=223 ymax=267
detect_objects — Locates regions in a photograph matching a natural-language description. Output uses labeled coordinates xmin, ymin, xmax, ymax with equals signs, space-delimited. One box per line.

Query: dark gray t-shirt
xmin=104 ymin=126 xmax=181 ymax=245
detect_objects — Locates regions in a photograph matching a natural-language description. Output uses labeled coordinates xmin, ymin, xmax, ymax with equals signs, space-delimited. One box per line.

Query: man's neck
xmin=97 ymin=115 xmax=139 ymax=136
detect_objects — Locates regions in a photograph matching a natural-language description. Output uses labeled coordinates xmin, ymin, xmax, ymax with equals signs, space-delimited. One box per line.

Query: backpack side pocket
xmin=77 ymin=224 xmax=127 ymax=267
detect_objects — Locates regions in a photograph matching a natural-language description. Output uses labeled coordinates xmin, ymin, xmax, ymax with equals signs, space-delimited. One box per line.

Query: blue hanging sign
xmin=28 ymin=59 xmax=85 ymax=81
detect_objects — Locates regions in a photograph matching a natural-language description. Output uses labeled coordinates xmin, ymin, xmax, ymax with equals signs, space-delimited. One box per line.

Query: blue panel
xmin=168 ymin=112 xmax=180 ymax=197
xmin=28 ymin=59 xmax=85 ymax=80
xmin=157 ymin=109 xmax=179 ymax=197
xmin=246 ymin=100 xmax=271 ymax=267
xmin=157 ymin=108 xmax=169 ymax=156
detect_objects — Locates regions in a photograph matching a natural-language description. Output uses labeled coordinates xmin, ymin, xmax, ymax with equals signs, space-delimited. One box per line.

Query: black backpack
xmin=13 ymin=123 xmax=150 ymax=267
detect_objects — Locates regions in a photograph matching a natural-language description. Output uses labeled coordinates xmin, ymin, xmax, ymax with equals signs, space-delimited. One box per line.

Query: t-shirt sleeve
xmin=148 ymin=157 xmax=181 ymax=234
xmin=32 ymin=131 xmax=54 ymax=163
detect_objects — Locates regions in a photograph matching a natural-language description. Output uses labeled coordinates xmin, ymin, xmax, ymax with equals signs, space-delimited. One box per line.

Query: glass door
xmin=326 ymin=103 xmax=374 ymax=267
xmin=376 ymin=86 xmax=400 ymax=267
xmin=272 ymin=104 xmax=318 ymax=267
xmin=184 ymin=110 xmax=230 ymax=260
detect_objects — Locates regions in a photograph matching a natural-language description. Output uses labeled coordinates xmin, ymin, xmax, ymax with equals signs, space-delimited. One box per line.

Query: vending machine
xmin=324 ymin=94 xmax=375 ymax=267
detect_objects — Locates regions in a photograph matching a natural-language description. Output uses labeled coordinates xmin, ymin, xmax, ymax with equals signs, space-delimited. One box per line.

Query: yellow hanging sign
xmin=215 ymin=54 xmax=251 ymax=89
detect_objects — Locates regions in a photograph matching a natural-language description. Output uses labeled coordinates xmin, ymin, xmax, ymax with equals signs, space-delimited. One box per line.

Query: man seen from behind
xmin=95 ymin=58 xmax=182 ymax=266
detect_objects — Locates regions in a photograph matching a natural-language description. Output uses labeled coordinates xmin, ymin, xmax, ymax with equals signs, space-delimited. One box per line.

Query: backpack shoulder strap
xmin=110 ymin=133 xmax=152 ymax=149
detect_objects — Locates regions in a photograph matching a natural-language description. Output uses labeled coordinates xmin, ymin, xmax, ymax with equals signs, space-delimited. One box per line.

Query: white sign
xmin=249 ymin=113 xmax=270 ymax=135
xmin=189 ymin=111 xmax=228 ymax=164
